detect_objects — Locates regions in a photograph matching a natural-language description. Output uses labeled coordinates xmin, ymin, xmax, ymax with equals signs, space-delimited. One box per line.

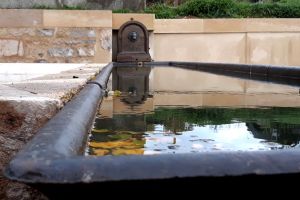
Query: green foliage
xmin=178 ymin=0 xmax=235 ymax=18
xmin=32 ymin=5 xmax=55 ymax=9
xmin=235 ymin=3 xmax=300 ymax=18
xmin=146 ymin=107 xmax=300 ymax=126
xmin=32 ymin=0 xmax=300 ymax=18
xmin=279 ymin=0 xmax=300 ymax=5
xmin=146 ymin=0 xmax=300 ymax=18
xmin=145 ymin=3 xmax=178 ymax=18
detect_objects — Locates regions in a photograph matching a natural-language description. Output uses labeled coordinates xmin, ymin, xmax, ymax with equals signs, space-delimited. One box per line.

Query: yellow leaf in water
xmin=89 ymin=140 xmax=138 ymax=149
xmin=92 ymin=129 xmax=110 ymax=133
xmin=113 ymin=90 xmax=122 ymax=97
xmin=112 ymin=148 xmax=144 ymax=156
xmin=93 ymin=149 xmax=109 ymax=156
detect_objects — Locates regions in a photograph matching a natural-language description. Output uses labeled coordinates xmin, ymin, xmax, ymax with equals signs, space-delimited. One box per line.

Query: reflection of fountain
xmin=122 ymin=94 xmax=147 ymax=105
xmin=113 ymin=66 xmax=151 ymax=105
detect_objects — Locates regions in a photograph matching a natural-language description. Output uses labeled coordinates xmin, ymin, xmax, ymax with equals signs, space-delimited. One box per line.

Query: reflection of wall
xmin=153 ymin=93 xmax=300 ymax=108
xmin=152 ymin=67 xmax=246 ymax=92
xmin=151 ymin=67 xmax=300 ymax=108
xmin=152 ymin=67 xmax=299 ymax=93
xmin=154 ymin=19 xmax=300 ymax=66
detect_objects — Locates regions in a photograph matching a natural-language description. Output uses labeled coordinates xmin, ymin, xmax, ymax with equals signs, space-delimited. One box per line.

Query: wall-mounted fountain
xmin=116 ymin=20 xmax=151 ymax=62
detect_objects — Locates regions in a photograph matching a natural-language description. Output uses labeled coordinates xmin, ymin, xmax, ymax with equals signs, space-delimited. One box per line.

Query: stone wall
xmin=1 ymin=9 xmax=300 ymax=66
xmin=0 ymin=27 xmax=111 ymax=63
xmin=0 ymin=0 xmax=146 ymax=11
xmin=86 ymin=0 xmax=146 ymax=11
xmin=154 ymin=19 xmax=300 ymax=66
xmin=0 ymin=10 xmax=112 ymax=63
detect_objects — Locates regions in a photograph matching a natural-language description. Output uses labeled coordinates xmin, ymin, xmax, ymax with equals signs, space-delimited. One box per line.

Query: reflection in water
xmin=87 ymin=66 xmax=300 ymax=156
xmin=88 ymin=104 xmax=300 ymax=156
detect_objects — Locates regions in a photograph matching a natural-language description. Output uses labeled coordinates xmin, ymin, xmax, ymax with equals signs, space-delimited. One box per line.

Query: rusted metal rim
xmin=5 ymin=61 xmax=300 ymax=185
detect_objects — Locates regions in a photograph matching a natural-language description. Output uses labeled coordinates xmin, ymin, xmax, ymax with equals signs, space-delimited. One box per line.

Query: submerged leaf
xmin=93 ymin=149 xmax=110 ymax=156
xmin=90 ymin=140 xmax=144 ymax=149
xmin=118 ymin=131 xmax=140 ymax=135
xmin=113 ymin=90 xmax=122 ymax=97
xmin=112 ymin=148 xmax=144 ymax=155
xmin=92 ymin=129 xmax=111 ymax=133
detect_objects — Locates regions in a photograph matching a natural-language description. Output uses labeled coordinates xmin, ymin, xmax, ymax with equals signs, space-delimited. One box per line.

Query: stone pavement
xmin=0 ymin=63 xmax=106 ymax=200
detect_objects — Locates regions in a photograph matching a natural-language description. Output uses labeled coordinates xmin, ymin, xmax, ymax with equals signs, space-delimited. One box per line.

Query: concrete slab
xmin=0 ymin=63 xmax=97 ymax=83
xmin=1 ymin=64 xmax=102 ymax=101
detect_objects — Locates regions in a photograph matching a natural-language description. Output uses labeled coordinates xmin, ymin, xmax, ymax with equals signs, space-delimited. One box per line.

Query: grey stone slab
xmin=0 ymin=0 xmax=146 ymax=10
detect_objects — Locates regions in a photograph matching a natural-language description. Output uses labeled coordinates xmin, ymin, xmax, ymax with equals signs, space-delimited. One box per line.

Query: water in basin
xmin=86 ymin=67 xmax=300 ymax=156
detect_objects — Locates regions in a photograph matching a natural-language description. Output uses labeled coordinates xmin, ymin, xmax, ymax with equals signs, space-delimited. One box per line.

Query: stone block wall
xmin=0 ymin=10 xmax=112 ymax=63
xmin=86 ymin=0 xmax=146 ymax=11
xmin=0 ymin=0 xmax=146 ymax=11
xmin=0 ymin=27 xmax=111 ymax=63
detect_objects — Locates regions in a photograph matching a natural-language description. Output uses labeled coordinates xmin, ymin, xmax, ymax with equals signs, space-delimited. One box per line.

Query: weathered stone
xmin=86 ymin=0 xmax=145 ymax=11
xmin=0 ymin=10 xmax=42 ymax=27
xmin=70 ymin=29 xmax=96 ymax=38
xmin=34 ymin=59 xmax=48 ymax=63
xmin=0 ymin=0 xmax=57 ymax=9
xmin=99 ymin=29 xmax=112 ymax=52
xmin=65 ymin=40 xmax=96 ymax=45
xmin=5 ymin=182 xmax=47 ymax=200
xmin=43 ymin=10 xmax=112 ymax=28
xmin=7 ymin=28 xmax=35 ymax=37
xmin=0 ymin=0 xmax=145 ymax=11
xmin=0 ymin=40 xmax=21 ymax=57
xmin=87 ymin=0 xmax=124 ymax=10
xmin=37 ymin=29 xmax=55 ymax=37
xmin=123 ymin=0 xmax=146 ymax=11
xmin=78 ymin=47 xmax=95 ymax=57
xmin=113 ymin=13 xmax=155 ymax=30
xmin=63 ymin=0 xmax=87 ymax=6
xmin=48 ymin=48 xmax=74 ymax=57
xmin=0 ymin=28 xmax=8 ymax=36
xmin=0 ymin=99 xmax=60 ymax=200
xmin=18 ymin=42 xmax=24 ymax=57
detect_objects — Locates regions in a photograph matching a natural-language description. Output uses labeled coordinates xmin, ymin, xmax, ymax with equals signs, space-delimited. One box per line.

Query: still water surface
xmin=87 ymin=67 xmax=300 ymax=156
xmin=88 ymin=104 xmax=300 ymax=156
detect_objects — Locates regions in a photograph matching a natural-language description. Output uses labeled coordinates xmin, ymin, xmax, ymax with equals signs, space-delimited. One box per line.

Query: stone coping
xmin=0 ymin=9 xmax=112 ymax=28
xmin=0 ymin=9 xmax=155 ymax=29
xmin=155 ymin=18 xmax=300 ymax=33
xmin=2 ymin=9 xmax=299 ymax=33
xmin=112 ymin=13 xmax=155 ymax=30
